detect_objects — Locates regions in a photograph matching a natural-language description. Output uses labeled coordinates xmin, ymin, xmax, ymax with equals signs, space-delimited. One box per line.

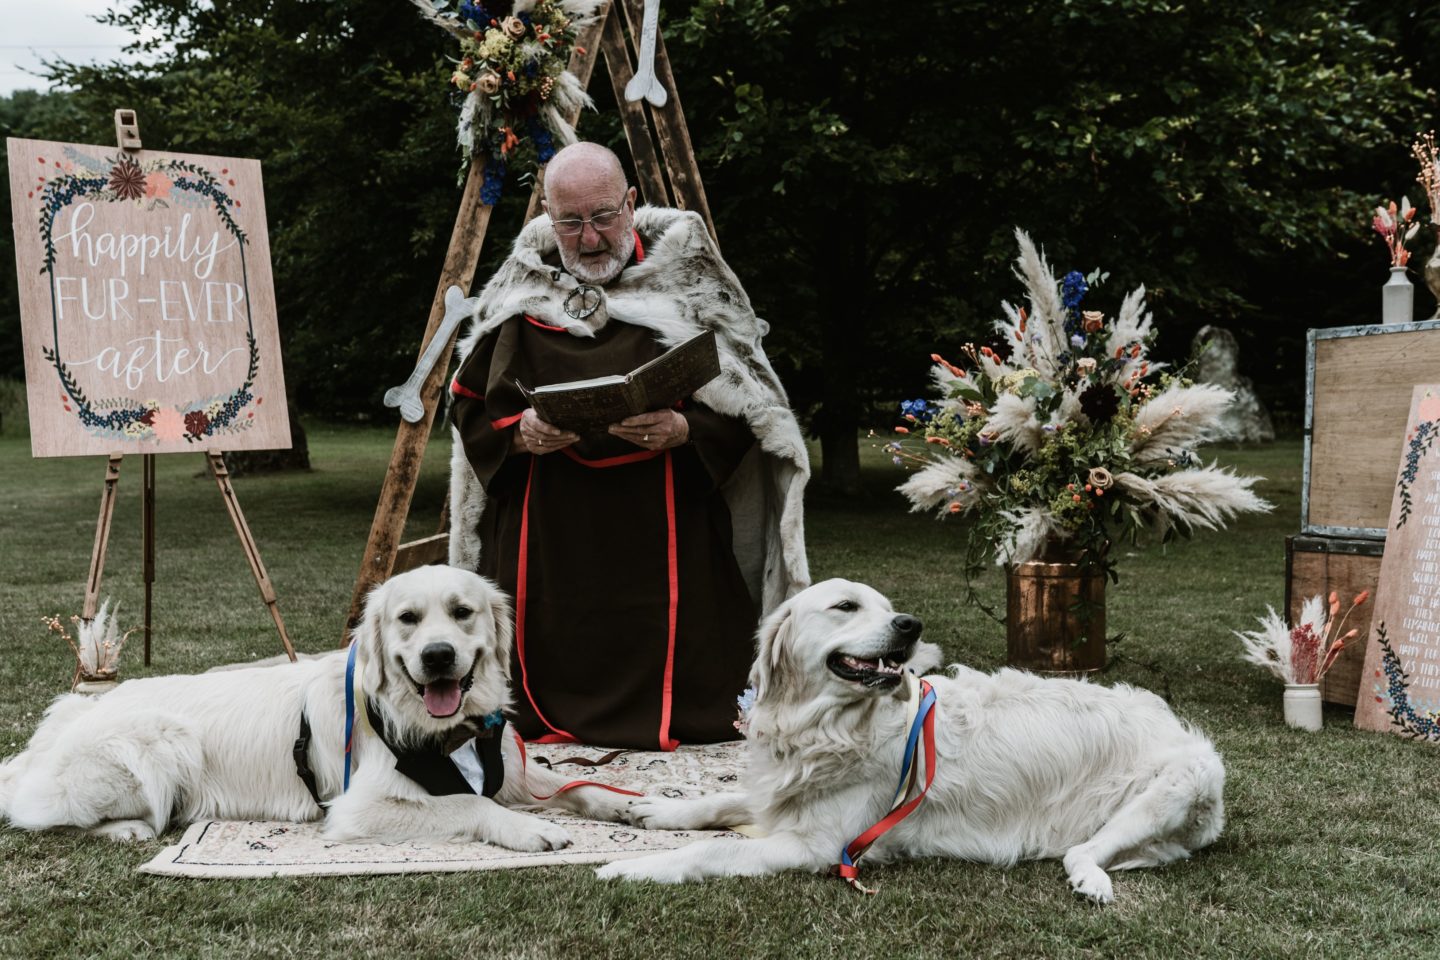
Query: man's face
xmin=545 ymin=173 xmax=637 ymax=285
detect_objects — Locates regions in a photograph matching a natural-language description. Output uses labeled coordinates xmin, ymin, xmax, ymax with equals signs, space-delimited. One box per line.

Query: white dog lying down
xmin=0 ymin=566 xmax=629 ymax=848
xmin=598 ymin=579 xmax=1225 ymax=902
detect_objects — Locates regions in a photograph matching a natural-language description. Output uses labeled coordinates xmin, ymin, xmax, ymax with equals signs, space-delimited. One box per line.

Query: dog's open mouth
xmin=827 ymin=650 xmax=909 ymax=688
xmin=409 ymin=662 xmax=477 ymax=718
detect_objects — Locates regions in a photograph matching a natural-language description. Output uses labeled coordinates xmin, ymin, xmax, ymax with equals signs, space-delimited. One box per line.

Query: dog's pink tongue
xmin=423 ymin=680 xmax=462 ymax=717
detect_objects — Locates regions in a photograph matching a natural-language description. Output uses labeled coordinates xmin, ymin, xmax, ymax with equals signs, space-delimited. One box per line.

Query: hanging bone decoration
xmin=384 ymin=286 xmax=476 ymax=423
xmin=624 ymin=0 xmax=668 ymax=107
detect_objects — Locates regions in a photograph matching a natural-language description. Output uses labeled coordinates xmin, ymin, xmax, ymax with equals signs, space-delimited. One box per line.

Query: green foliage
xmin=0 ymin=0 xmax=1435 ymax=485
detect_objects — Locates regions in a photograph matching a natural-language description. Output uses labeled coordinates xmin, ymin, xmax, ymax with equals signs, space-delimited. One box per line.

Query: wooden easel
xmin=343 ymin=0 xmax=716 ymax=635
xmin=82 ymin=110 xmax=297 ymax=666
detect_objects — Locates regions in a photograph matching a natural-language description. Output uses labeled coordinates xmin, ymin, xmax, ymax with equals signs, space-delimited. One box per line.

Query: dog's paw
xmin=499 ymin=818 xmax=573 ymax=853
xmin=595 ymin=853 xmax=688 ymax=883
xmin=622 ymin=797 xmax=701 ymax=831
xmin=1068 ymin=864 xmax=1114 ymax=905
xmin=90 ymin=819 xmax=157 ymax=842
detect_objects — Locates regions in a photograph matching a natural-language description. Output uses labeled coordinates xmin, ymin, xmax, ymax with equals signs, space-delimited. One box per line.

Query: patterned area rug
xmin=139 ymin=740 xmax=746 ymax=878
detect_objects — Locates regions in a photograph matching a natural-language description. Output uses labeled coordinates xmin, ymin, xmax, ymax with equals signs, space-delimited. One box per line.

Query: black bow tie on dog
xmin=292 ymin=704 xmax=505 ymax=809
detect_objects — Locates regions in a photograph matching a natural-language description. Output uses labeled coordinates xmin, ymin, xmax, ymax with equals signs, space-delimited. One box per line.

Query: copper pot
xmin=1005 ymin=555 xmax=1106 ymax=673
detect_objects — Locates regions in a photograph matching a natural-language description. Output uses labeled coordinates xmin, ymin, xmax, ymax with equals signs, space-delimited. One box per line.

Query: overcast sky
xmin=1 ymin=0 xmax=157 ymax=97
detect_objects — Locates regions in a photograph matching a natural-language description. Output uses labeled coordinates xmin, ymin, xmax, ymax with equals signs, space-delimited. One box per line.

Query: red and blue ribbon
xmin=835 ymin=678 xmax=937 ymax=894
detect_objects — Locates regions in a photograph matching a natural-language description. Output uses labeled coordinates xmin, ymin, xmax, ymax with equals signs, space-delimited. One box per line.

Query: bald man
xmin=447 ymin=143 xmax=810 ymax=750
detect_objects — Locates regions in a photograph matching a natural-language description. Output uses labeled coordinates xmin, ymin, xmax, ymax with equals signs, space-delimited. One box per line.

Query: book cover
xmin=519 ymin=329 xmax=721 ymax=432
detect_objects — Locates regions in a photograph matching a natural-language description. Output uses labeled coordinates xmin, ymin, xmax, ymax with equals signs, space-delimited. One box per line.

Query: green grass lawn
xmin=0 ymin=428 xmax=1436 ymax=959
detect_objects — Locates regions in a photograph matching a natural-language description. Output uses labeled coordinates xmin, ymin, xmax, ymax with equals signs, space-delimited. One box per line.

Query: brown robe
xmin=450 ymin=250 xmax=758 ymax=749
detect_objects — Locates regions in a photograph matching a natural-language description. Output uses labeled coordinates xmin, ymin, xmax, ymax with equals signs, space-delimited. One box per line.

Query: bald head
xmin=543 ymin=142 xmax=638 ymax=286
xmin=543 ymin=142 xmax=627 ymax=206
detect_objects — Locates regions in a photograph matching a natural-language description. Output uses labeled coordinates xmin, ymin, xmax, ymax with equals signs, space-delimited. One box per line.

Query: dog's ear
xmin=354 ymin=578 xmax=390 ymax=694
xmin=750 ymin=598 xmax=794 ymax=701
xmin=484 ymin=581 xmax=513 ymax=678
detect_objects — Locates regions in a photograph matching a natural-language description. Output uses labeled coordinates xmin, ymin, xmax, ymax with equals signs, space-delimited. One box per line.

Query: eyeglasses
xmin=551 ymin=201 xmax=628 ymax=236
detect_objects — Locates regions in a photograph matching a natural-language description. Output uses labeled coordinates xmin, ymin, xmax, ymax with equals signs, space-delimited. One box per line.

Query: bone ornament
xmin=384 ymin=285 xmax=477 ymax=424
xmin=623 ymin=0 xmax=668 ymax=107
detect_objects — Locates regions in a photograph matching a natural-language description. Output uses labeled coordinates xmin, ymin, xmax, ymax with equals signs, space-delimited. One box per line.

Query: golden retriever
xmin=0 ymin=566 xmax=630 ymax=848
xmin=597 ymin=578 xmax=1225 ymax=902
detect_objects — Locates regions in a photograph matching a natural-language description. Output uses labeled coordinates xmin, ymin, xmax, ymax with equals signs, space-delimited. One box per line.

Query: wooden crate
xmin=1285 ymin=535 xmax=1383 ymax=707
xmin=1304 ymin=321 xmax=1440 ymax=536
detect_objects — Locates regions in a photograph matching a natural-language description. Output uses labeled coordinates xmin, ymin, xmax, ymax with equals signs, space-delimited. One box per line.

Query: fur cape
xmin=447 ymin=206 xmax=810 ymax=615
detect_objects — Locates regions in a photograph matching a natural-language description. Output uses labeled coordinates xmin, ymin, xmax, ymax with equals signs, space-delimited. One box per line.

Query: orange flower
xmin=894 ymin=426 xmax=910 ymax=434
xmin=1354 ymin=590 xmax=1371 ymax=606
xmin=948 ymin=502 xmax=962 ymax=514
xmin=1072 ymin=494 xmax=1081 ymax=502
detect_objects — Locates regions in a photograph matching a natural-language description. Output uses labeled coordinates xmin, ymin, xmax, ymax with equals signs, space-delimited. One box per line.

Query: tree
xmin=664 ymin=0 xmax=1429 ymax=490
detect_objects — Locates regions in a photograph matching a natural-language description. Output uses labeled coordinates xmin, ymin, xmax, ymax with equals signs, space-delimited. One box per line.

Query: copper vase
xmin=1005 ymin=556 xmax=1107 ymax=673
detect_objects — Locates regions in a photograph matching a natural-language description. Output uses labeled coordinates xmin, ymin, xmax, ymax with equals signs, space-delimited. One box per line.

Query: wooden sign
xmin=1304 ymin=321 xmax=1440 ymax=538
xmin=1354 ymin=384 xmax=1440 ymax=740
xmin=7 ymin=137 xmax=290 ymax=457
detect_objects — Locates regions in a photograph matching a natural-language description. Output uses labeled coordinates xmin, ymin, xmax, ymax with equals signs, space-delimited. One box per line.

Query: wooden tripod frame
xmin=343 ymin=0 xmax=715 ymax=636
xmin=80 ymin=110 xmax=297 ymax=667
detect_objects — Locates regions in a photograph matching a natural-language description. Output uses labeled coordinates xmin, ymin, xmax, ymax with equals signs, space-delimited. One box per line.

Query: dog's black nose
xmin=892 ymin=615 xmax=923 ymax=638
xmin=421 ymin=643 xmax=456 ymax=673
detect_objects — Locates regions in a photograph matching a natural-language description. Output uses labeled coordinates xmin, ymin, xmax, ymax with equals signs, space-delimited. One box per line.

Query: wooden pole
xmin=81 ymin=453 xmax=124 ymax=623
xmin=206 ymin=451 xmax=297 ymax=661
xmin=343 ymin=165 xmax=495 ymax=636
xmin=599 ymin=10 xmax=671 ymax=207
xmin=142 ymin=453 xmax=155 ymax=665
xmin=618 ymin=0 xmax=716 ymax=242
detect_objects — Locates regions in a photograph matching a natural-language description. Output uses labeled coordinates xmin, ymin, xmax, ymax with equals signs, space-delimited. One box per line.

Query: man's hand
xmin=608 ymin=409 xmax=689 ymax=450
xmin=515 ymin=408 xmax=579 ymax=455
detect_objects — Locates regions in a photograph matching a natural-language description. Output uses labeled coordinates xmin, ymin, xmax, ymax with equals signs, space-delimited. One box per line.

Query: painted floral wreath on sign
xmin=1397 ymin=390 xmax=1440 ymax=529
xmin=410 ymin=0 xmax=598 ymax=202
xmin=32 ymin=147 xmax=262 ymax=444
xmin=1372 ymin=622 xmax=1440 ymax=741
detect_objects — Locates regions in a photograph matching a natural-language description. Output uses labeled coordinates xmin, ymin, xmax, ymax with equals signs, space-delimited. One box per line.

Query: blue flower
xmin=480 ymin=156 xmax=506 ymax=205
xmin=1070 ymin=334 xmax=1086 ymax=348
xmin=528 ymin=116 xmax=555 ymax=164
xmin=900 ymin=398 xmax=932 ymax=421
xmin=458 ymin=1 xmax=490 ymax=26
xmin=1060 ymin=271 xmax=1088 ymax=310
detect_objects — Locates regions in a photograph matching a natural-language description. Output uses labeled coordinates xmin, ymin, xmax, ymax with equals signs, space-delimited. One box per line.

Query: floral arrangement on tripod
xmin=1235 ymin=590 xmax=1369 ymax=686
xmin=891 ymin=229 xmax=1271 ymax=581
xmin=411 ymin=0 xmax=598 ymax=202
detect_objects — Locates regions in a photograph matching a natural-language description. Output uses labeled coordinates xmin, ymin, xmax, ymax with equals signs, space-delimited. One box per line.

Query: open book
xmin=517 ymin=329 xmax=721 ymax=432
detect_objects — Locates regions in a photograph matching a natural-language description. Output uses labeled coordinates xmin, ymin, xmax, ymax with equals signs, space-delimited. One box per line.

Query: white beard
xmin=559 ymin=228 xmax=636 ymax=285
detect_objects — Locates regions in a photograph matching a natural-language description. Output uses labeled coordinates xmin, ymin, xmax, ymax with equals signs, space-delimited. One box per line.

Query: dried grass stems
xmin=42 ymin=598 xmax=132 ymax=689
xmin=1235 ymin=590 xmax=1371 ymax=686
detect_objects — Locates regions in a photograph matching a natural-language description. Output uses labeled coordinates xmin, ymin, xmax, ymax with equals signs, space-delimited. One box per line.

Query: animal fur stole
xmin=447 ymin=206 xmax=810 ymax=614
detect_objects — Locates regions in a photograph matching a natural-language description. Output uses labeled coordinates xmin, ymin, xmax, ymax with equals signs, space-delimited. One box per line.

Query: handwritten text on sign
xmin=6 ymin=137 xmax=290 ymax=457
xmin=1355 ymin=385 xmax=1440 ymax=740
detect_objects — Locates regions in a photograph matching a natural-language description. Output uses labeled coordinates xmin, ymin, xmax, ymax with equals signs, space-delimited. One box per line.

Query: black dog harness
xmin=293 ymin=701 xmax=505 ymax=809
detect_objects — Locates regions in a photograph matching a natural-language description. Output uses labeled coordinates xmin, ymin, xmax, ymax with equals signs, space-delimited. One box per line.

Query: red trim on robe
xmin=450 ymin=377 xmax=483 ymax=400
xmin=514 ymin=457 xmax=579 ymax=742
xmin=491 ymin=411 xmax=525 ymax=431
xmin=525 ymin=314 xmax=568 ymax=332
xmin=657 ymin=450 xmax=680 ymax=751
xmin=560 ymin=447 xmax=664 ymax=469
xmin=633 ymin=229 xmax=645 ymax=263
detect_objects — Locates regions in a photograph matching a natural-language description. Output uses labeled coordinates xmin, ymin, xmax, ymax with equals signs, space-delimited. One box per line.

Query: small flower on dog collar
xmin=733 ymin=686 xmax=757 ymax=734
